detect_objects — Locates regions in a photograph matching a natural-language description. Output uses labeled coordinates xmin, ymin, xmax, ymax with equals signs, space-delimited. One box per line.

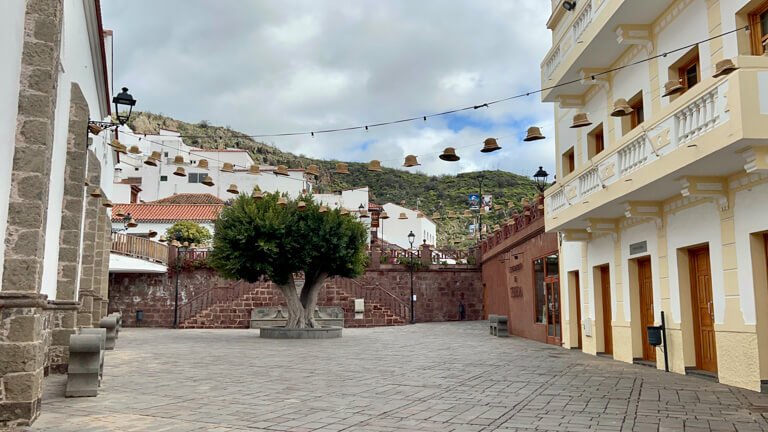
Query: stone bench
xmin=78 ymin=328 xmax=106 ymax=383
xmin=109 ymin=311 xmax=122 ymax=338
xmin=99 ymin=317 xmax=117 ymax=350
xmin=66 ymin=334 xmax=101 ymax=397
xmin=488 ymin=315 xmax=509 ymax=337
xmin=250 ymin=306 xmax=344 ymax=329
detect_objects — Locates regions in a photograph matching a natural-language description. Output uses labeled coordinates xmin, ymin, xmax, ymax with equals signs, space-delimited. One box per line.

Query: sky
xmin=102 ymin=1 xmax=556 ymax=179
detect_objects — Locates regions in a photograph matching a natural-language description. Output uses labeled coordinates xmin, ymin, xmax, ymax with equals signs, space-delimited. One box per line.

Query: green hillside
xmin=127 ymin=111 xmax=542 ymax=248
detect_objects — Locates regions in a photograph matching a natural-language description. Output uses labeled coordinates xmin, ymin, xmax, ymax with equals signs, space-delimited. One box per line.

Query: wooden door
xmin=600 ymin=266 xmax=613 ymax=355
xmin=638 ymin=258 xmax=656 ymax=362
xmin=574 ymin=272 xmax=582 ymax=349
xmin=690 ymin=247 xmax=717 ymax=372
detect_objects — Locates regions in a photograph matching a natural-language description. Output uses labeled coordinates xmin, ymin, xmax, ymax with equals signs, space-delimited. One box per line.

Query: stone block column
xmin=48 ymin=84 xmax=89 ymax=373
xmin=89 ymin=203 xmax=106 ymax=327
xmin=77 ymin=151 xmax=101 ymax=329
xmin=97 ymin=209 xmax=111 ymax=320
xmin=0 ymin=0 xmax=63 ymax=426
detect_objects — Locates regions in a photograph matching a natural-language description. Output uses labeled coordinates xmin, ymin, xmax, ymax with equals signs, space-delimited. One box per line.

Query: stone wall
xmin=108 ymin=266 xmax=483 ymax=328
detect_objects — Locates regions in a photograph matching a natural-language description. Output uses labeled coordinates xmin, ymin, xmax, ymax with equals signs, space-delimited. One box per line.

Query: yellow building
xmin=542 ymin=0 xmax=768 ymax=391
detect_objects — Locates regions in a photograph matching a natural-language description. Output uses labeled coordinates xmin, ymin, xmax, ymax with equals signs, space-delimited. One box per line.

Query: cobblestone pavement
xmin=20 ymin=322 xmax=768 ymax=431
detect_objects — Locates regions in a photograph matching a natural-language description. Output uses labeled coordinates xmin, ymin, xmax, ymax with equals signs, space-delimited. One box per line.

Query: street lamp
xmin=172 ymin=232 xmax=188 ymax=329
xmin=408 ymin=230 xmax=416 ymax=324
xmin=112 ymin=87 xmax=137 ymax=126
xmin=533 ymin=166 xmax=549 ymax=193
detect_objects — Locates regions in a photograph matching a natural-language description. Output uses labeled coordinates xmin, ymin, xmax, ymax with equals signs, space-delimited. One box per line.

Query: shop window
xmin=621 ymin=91 xmax=645 ymax=135
xmin=587 ymin=123 xmax=605 ymax=159
xmin=562 ymin=147 xmax=575 ymax=176
xmin=750 ymin=1 xmax=768 ymax=55
xmin=534 ymin=254 xmax=560 ymax=325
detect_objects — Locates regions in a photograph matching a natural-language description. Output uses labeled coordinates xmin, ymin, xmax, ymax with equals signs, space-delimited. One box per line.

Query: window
xmin=160 ymin=175 xmax=168 ymax=182
xmin=562 ymin=147 xmax=575 ymax=176
xmin=188 ymin=173 xmax=205 ymax=183
xmin=750 ymin=2 xmax=768 ymax=55
xmin=680 ymin=58 xmax=700 ymax=90
xmin=621 ymin=91 xmax=645 ymax=135
xmin=163 ymin=152 xmax=169 ymax=157
xmin=668 ymin=47 xmax=700 ymax=98
xmin=534 ymin=255 xmax=560 ymax=325
xmin=588 ymin=123 xmax=605 ymax=159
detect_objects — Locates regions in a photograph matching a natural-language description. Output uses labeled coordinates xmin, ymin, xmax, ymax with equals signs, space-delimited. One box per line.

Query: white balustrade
xmin=544 ymin=46 xmax=562 ymax=79
xmin=547 ymin=189 xmax=567 ymax=215
xmin=675 ymin=87 xmax=720 ymax=146
xmin=618 ymin=135 xmax=649 ymax=175
xmin=572 ymin=0 xmax=593 ymax=42
xmin=578 ymin=166 xmax=601 ymax=197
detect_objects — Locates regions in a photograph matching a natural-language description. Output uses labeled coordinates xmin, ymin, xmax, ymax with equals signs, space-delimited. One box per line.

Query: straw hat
xmin=570 ymin=113 xmax=592 ymax=128
xmin=480 ymin=207 xmax=487 ymax=214
xmin=359 ymin=209 xmax=369 ymax=218
xmin=226 ymin=184 xmax=239 ymax=194
xmin=416 ymin=211 xmax=424 ymax=218
xmin=251 ymin=187 xmax=263 ymax=200
xmin=182 ymin=241 xmax=190 ymax=248
xmin=480 ymin=138 xmax=501 ymax=153
xmin=274 ymin=165 xmax=290 ymax=176
xmin=170 ymin=240 xmax=181 ymax=247
xmin=340 ymin=208 xmax=350 ymax=215
xmin=439 ymin=147 xmax=460 ymax=162
xmin=463 ymin=210 xmax=472 ymax=217
xmin=319 ymin=205 xmax=329 ymax=213
xmin=221 ymin=162 xmax=234 ymax=173
xmin=368 ymin=160 xmax=383 ymax=172
xmin=712 ymin=58 xmax=737 ymax=78
xmin=144 ymin=151 xmax=161 ymax=167
xmin=173 ymin=155 xmax=185 ymax=165
xmin=110 ymin=139 xmax=127 ymax=154
xmin=610 ymin=99 xmax=633 ymax=117
xmin=88 ymin=123 xmax=104 ymax=135
xmin=432 ymin=212 xmax=441 ymax=220
xmin=89 ymin=187 xmax=103 ymax=198
xmin=403 ymin=155 xmax=421 ymax=167
xmin=297 ymin=201 xmax=307 ymax=211
xmin=662 ymin=80 xmax=684 ymax=97
xmin=126 ymin=218 xmax=138 ymax=228
xmin=447 ymin=210 xmax=457 ymax=218
xmin=398 ymin=212 xmax=408 ymax=220
xmin=493 ymin=204 xmax=502 ymax=211
xmin=159 ymin=235 xmax=167 ymax=243
xmin=380 ymin=211 xmax=389 ymax=220
xmin=507 ymin=201 xmax=515 ymax=208
xmin=523 ymin=126 xmax=545 ymax=142
xmin=249 ymin=164 xmax=261 ymax=175
xmin=101 ymin=199 xmax=113 ymax=208
xmin=277 ymin=196 xmax=288 ymax=207
xmin=201 ymin=175 xmax=214 ymax=187
xmin=305 ymin=164 xmax=320 ymax=176
xmin=329 ymin=162 xmax=348 ymax=174
xmin=114 ymin=209 xmax=125 ymax=218
xmin=128 ymin=145 xmax=141 ymax=155
xmin=148 ymin=230 xmax=157 ymax=238
xmin=173 ymin=167 xmax=187 ymax=177
xmin=197 ymin=159 xmax=209 ymax=170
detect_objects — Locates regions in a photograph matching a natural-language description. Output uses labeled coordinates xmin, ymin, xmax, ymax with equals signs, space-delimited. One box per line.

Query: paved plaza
xmin=21 ymin=322 xmax=768 ymax=431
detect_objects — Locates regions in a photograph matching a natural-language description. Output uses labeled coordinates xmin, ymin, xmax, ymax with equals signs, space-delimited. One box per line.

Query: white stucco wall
xmin=0 ymin=1 xmax=26 ymax=288
xmin=380 ymin=203 xmax=437 ymax=249
xmin=560 ymin=240 xmax=584 ymax=321
xmin=666 ymin=201 xmax=724 ymax=324
xmin=733 ymin=182 xmax=768 ymax=325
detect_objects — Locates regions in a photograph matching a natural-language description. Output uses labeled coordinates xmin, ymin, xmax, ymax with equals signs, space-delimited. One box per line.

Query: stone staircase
xmin=179 ymin=277 xmax=408 ymax=329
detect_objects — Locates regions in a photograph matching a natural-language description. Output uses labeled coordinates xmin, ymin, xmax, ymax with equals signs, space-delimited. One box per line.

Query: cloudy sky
xmin=103 ymin=1 xmax=555 ymax=178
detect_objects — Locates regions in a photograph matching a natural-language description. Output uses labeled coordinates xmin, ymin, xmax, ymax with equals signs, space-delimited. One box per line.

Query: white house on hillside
xmin=380 ymin=203 xmax=437 ymax=250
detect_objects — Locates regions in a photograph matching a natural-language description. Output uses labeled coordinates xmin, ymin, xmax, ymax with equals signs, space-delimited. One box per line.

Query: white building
xmin=112 ymin=127 xmax=308 ymax=203
xmin=380 ymin=203 xmax=437 ymax=250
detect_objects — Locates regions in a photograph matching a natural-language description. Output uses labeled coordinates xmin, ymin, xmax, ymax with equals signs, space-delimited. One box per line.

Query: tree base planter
xmin=259 ymin=326 xmax=342 ymax=339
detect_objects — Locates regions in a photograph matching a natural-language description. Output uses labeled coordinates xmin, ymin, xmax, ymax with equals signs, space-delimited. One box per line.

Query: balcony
xmin=110 ymin=232 xmax=169 ymax=273
xmin=544 ymin=57 xmax=768 ymax=232
xmin=541 ymin=0 xmax=674 ymax=102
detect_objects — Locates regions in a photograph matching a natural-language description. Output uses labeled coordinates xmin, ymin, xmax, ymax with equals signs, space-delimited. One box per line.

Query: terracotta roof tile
xmin=152 ymin=193 xmax=225 ymax=205
xmin=112 ymin=203 xmax=222 ymax=222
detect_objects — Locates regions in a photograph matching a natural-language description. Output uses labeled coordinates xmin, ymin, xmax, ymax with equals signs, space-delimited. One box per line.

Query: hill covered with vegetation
xmin=128 ymin=111 xmax=542 ymax=248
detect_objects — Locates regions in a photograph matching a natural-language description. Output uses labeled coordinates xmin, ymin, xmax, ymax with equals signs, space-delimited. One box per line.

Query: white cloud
xmin=103 ymin=0 xmax=556 ymax=177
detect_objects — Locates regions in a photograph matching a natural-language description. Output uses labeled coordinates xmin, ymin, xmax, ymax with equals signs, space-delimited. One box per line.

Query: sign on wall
xmin=629 ymin=241 xmax=648 ymax=255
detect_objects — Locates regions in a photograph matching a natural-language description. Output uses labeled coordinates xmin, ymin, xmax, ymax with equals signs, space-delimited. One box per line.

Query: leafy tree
xmin=209 ymin=192 xmax=368 ymax=328
xmin=166 ymin=221 xmax=212 ymax=246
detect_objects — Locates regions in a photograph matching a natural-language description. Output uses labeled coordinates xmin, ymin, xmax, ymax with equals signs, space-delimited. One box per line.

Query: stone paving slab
xmin=11 ymin=322 xmax=768 ymax=431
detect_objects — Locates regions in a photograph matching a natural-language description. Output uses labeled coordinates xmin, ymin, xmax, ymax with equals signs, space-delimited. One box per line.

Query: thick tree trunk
xmin=276 ymin=275 xmax=305 ymax=328
xmin=300 ymin=273 xmax=327 ymax=328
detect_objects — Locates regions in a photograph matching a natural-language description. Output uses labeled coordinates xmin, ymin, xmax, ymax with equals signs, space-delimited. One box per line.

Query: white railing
xmin=618 ymin=135 xmax=649 ymax=175
xmin=546 ymin=79 xmax=729 ymax=221
xmin=544 ymin=45 xmax=562 ymax=79
xmin=578 ymin=166 xmax=601 ymax=197
xmin=572 ymin=0 xmax=593 ymax=42
xmin=675 ymin=87 xmax=720 ymax=146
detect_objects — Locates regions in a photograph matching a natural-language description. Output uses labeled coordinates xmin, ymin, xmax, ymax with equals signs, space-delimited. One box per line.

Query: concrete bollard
xmin=489 ymin=315 xmax=499 ymax=336
xmin=496 ymin=316 xmax=509 ymax=337
xmin=66 ymin=334 xmax=101 ymax=397
xmin=79 ymin=328 xmax=106 ymax=382
xmin=109 ymin=312 xmax=122 ymax=339
xmin=99 ymin=317 xmax=117 ymax=350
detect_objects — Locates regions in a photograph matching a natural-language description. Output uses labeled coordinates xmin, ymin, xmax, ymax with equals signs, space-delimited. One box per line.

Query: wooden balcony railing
xmin=111 ymin=232 xmax=169 ymax=265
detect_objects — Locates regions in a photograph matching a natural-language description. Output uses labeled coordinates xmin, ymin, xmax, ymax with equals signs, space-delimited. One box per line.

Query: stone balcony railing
xmin=545 ymin=75 xmax=731 ymax=223
xmin=542 ymin=0 xmax=598 ymax=80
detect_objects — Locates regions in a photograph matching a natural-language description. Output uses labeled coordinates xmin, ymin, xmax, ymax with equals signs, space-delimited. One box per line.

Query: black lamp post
xmin=172 ymin=232 xmax=187 ymax=329
xmin=113 ymin=87 xmax=137 ymax=126
xmin=408 ymin=230 xmax=416 ymax=324
xmin=533 ymin=166 xmax=549 ymax=193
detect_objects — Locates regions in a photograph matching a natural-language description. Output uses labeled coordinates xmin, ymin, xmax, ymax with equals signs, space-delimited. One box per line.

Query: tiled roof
xmin=111 ymin=204 xmax=222 ymax=222
xmin=368 ymin=202 xmax=383 ymax=210
xmin=152 ymin=193 xmax=225 ymax=205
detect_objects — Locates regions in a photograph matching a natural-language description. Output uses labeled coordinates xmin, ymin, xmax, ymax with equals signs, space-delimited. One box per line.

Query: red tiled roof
xmin=152 ymin=193 xmax=225 ymax=205
xmin=368 ymin=202 xmax=383 ymax=210
xmin=111 ymin=204 xmax=222 ymax=222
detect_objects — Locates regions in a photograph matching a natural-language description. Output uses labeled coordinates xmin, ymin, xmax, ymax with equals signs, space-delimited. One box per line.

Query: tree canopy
xmin=165 ymin=221 xmax=212 ymax=246
xmin=209 ymin=192 xmax=368 ymax=328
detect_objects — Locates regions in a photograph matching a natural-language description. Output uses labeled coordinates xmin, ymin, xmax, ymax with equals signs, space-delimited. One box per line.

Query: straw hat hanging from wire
xmin=403 ymin=155 xmax=420 ymax=167
xmin=368 ymin=160 xmax=383 ymax=172
xmin=334 ymin=162 xmax=350 ymax=174
xmin=274 ymin=165 xmax=290 ymax=176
